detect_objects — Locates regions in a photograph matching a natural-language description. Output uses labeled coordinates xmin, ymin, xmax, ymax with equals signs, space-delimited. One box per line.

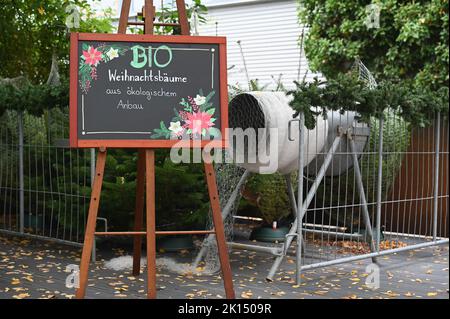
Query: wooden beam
xmin=94 ymin=230 xmax=216 ymax=236
xmin=132 ymin=150 xmax=146 ymax=276
xmin=145 ymin=149 xmax=157 ymax=299
xmin=118 ymin=0 xmax=131 ymax=34
xmin=203 ymin=153 xmax=235 ymax=299
xmin=76 ymin=149 xmax=107 ymax=299
xmin=144 ymin=0 xmax=154 ymax=35
xmin=176 ymin=0 xmax=190 ymax=35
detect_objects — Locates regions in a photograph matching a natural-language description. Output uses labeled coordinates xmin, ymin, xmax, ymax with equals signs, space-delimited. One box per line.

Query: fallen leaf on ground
xmin=385 ymin=290 xmax=399 ymax=297
xmin=241 ymin=291 xmax=253 ymax=299
xmin=11 ymin=278 xmax=20 ymax=285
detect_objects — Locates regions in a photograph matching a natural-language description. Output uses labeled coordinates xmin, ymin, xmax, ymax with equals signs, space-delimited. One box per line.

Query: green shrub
xmin=298 ymin=0 xmax=449 ymax=89
xmin=243 ymin=173 xmax=292 ymax=225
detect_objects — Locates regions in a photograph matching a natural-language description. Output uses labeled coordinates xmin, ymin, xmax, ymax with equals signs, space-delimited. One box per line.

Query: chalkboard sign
xmin=69 ymin=33 xmax=228 ymax=148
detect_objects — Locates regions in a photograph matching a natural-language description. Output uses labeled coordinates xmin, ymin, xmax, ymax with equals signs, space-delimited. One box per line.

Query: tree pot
xmin=249 ymin=226 xmax=289 ymax=243
xmin=156 ymin=235 xmax=194 ymax=252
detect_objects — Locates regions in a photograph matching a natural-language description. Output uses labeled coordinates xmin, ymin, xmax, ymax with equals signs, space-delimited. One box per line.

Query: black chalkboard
xmin=70 ymin=33 xmax=227 ymax=148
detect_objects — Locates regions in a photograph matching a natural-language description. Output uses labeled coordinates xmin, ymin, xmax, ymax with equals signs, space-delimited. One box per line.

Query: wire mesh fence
xmin=298 ymin=109 xmax=448 ymax=271
xmin=0 ymin=109 xmax=92 ymax=244
xmin=194 ymin=105 xmax=448 ymax=280
xmin=1 ymin=105 xmax=448 ymax=276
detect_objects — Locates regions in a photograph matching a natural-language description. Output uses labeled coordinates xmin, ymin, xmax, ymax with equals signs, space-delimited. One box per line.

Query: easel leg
xmin=76 ymin=149 xmax=107 ymax=299
xmin=132 ymin=149 xmax=146 ymax=276
xmin=203 ymin=160 xmax=235 ymax=299
xmin=145 ymin=149 xmax=157 ymax=299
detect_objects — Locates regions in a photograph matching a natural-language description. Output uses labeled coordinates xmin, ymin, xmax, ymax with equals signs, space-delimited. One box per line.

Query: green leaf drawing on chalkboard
xmin=171 ymin=108 xmax=182 ymax=122
xmin=180 ymin=98 xmax=191 ymax=112
xmin=151 ymin=121 xmax=171 ymax=139
xmin=199 ymin=91 xmax=215 ymax=111
xmin=78 ymin=43 xmax=128 ymax=94
xmin=150 ymin=90 xmax=219 ymax=141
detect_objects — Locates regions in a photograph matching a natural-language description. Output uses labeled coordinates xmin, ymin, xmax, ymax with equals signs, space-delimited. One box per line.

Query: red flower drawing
xmin=184 ymin=111 xmax=214 ymax=135
xmin=83 ymin=46 xmax=102 ymax=66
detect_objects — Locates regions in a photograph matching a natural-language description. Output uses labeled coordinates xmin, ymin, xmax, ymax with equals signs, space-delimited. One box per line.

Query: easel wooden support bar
xmin=132 ymin=149 xmax=145 ymax=276
xmin=96 ymin=230 xmax=216 ymax=236
xmin=144 ymin=149 xmax=157 ymax=299
xmin=203 ymin=154 xmax=236 ymax=299
xmin=176 ymin=0 xmax=190 ymax=35
xmin=76 ymin=148 xmax=107 ymax=299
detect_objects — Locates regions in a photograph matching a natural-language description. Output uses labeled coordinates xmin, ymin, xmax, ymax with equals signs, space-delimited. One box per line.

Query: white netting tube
xmin=228 ymin=91 xmax=328 ymax=174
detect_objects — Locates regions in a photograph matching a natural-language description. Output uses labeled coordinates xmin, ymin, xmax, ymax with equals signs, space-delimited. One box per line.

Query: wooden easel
xmin=75 ymin=0 xmax=235 ymax=299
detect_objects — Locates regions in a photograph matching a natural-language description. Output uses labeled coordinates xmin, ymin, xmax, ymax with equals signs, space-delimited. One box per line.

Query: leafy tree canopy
xmin=298 ymin=0 xmax=449 ymax=89
xmin=0 ymin=0 xmax=114 ymax=83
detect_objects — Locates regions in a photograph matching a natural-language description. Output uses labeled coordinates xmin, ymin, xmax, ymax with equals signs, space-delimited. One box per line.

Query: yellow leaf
xmin=272 ymin=291 xmax=286 ymax=297
xmin=23 ymin=275 xmax=33 ymax=282
xmin=385 ymin=290 xmax=399 ymax=297
xmin=427 ymin=292 xmax=438 ymax=297
xmin=13 ymin=293 xmax=30 ymax=299
xmin=241 ymin=291 xmax=253 ymax=299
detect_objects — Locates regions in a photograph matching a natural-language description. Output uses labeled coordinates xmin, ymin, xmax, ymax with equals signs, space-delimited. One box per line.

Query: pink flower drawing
xmin=83 ymin=46 xmax=102 ymax=66
xmin=184 ymin=111 xmax=215 ymax=135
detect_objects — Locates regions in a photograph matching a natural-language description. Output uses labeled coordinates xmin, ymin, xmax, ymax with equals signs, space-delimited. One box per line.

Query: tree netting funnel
xmin=203 ymin=161 xmax=246 ymax=274
xmin=228 ymin=92 xmax=328 ymax=174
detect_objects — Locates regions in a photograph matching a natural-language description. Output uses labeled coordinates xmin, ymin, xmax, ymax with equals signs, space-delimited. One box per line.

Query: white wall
xmin=198 ymin=0 xmax=321 ymax=90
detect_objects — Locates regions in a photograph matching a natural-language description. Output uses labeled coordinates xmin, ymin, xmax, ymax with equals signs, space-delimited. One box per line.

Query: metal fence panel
xmin=296 ymin=109 xmax=448 ymax=273
xmin=0 ymin=109 xmax=92 ymax=244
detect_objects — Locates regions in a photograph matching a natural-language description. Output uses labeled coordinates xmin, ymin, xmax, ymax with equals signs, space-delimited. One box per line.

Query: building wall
xmin=198 ymin=0 xmax=321 ymax=90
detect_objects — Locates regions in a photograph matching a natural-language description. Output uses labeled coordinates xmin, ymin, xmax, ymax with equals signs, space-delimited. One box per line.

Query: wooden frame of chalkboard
xmin=69 ymin=32 xmax=228 ymax=149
